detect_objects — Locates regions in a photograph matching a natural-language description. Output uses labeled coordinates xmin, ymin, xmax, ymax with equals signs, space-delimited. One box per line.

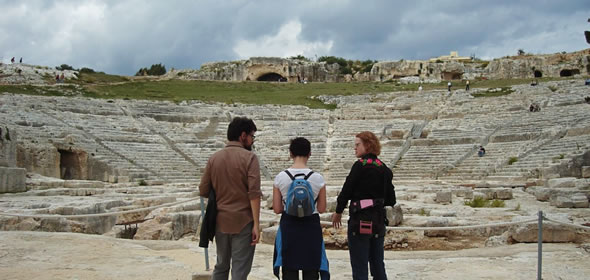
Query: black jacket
xmin=199 ymin=188 xmax=217 ymax=248
xmin=335 ymin=154 xmax=396 ymax=214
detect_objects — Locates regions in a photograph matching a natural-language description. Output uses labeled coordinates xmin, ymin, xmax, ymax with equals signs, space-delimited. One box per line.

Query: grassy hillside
xmin=0 ymin=72 xmax=565 ymax=109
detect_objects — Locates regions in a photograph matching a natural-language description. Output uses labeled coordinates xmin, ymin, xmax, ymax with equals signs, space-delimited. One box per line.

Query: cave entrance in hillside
xmin=257 ymin=73 xmax=286 ymax=82
xmin=442 ymin=72 xmax=462 ymax=80
xmin=559 ymin=69 xmax=580 ymax=77
xmin=59 ymin=149 xmax=85 ymax=180
xmin=534 ymin=70 xmax=543 ymax=78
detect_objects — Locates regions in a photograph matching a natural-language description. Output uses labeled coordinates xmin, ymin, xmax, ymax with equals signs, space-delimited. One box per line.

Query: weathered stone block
xmin=171 ymin=211 xmax=200 ymax=239
xmin=454 ymin=188 xmax=474 ymax=199
xmin=435 ymin=191 xmax=452 ymax=204
xmin=582 ymin=166 xmax=590 ymax=178
xmin=63 ymin=180 xmax=104 ymax=188
xmin=0 ymin=167 xmax=26 ymax=193
xmin=494 ymin=188 xmax=513 ymax=200
xmin=108 ymin=175 xmax=117 ymax=183
xmin=551 ymin=196 xmax=574 ymax=208
xmin=0 ymin=126 xmax=18 ymax=167
xmin=510 ymin=223 xmax=577 ymax=243
xmin=430 ymin=210 xmax=457 ymax=217
xmin=485 ymin=232 xmax=510 ymax=247
xmin=262 ymin=225 xmax=278 ymax=245
xmin=425 ymin=217 xmax=450 ymax=227
xmin=572 ymin=195 xmax=589 ymax=208
xmin=117 ymin=176 xmax=130 ymax=183
xmin=547 ymin=177 xmax=577 ymax=188
xmin=475 ymin=189 xmax=495 ymax=200
xmin=473 ymin=191 xmax=487 ymax=200
xmin=532 ymin=187 xmax=552 ymax=201
xmin=134 ymin=216 xmax=174 ymax=240
xmin=386 ymin=205 xmax=403 ymax=226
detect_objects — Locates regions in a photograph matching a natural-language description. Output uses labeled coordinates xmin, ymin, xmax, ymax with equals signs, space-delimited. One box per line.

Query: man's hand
xmin=251 ymin=225 xmax=260 ymax=246
xmin=332 ymin=213 xmax=342 ymax=229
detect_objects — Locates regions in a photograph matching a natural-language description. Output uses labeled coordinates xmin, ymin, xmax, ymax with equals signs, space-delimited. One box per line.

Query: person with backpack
xmin=332 ymin=131 xmax=396 ymax=280
xmin=272 ymin=137 xmax=329 ymax=280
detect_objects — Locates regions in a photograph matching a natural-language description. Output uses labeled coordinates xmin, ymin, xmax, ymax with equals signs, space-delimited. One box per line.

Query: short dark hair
xmin=289 ymin=137 xmax=311 ymax=157
xmin=227 ymin=117 xmax=257 ymax=141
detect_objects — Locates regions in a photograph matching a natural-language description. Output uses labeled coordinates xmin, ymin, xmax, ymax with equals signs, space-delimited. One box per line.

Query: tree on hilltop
xmin=318 ymin=56 xmax=375 ymax=74
xmin=56 ymin=64 xmax=74 ymax=71
xmin=289 ymin=55 xmax=310 ymax=61
xmin=136 ymin=63 xmax=166 ymax=76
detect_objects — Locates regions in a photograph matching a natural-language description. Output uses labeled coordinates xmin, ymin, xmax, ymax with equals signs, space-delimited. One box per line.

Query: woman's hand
xmin=331 ymin=213 xmax=342 ymax=229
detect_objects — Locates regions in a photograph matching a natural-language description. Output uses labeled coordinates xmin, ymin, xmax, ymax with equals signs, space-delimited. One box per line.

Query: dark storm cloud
xmin=297 ymin=0 xmax=590 ymax=60
xmin=0 ymin=0 xmax=588 ymax=75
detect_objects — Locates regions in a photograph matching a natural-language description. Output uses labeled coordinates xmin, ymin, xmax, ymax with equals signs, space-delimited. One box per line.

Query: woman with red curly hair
xmin=332 ymin=131 xmax=396 ymax=280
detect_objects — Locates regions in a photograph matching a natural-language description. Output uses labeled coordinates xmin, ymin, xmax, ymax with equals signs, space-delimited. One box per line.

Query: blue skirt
xmin=273 ymin=213 xmax=330 ymax=279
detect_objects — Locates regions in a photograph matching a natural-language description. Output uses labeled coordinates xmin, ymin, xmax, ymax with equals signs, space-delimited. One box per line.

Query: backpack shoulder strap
xmin=283 ymin=170 xmax=295 ymax=181
xmin=304 ymin=171 xmax=314 ymax=180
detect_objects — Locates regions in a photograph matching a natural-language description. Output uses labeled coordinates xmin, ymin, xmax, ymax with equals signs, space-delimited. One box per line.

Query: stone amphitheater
xmin=1 ymin=73 xmax=590 ymax=279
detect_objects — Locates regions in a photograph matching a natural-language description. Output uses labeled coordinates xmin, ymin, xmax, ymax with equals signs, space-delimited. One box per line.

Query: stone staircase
xmin=3 ymin=78 xmax=590 ymax=184
xmin=490 ymin=134 xmax=590 ymax=180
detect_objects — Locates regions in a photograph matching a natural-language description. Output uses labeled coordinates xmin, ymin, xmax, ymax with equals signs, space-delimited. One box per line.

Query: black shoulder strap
xmin=285 ymin=170 xmax=314 ymax=181
xmin=284 ymin=170 xmax=295 ymax=181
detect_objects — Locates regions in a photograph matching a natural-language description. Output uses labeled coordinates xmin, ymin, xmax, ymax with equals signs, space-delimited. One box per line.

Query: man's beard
xmin=240 ymin=139 xmax=252 ymax=151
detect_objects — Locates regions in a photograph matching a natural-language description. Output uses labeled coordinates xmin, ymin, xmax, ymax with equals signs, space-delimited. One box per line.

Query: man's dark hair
xmin=289 ymin=137 xmax=311 ymax=157
xmin=227 ymin=117 xmax=257 ymax=141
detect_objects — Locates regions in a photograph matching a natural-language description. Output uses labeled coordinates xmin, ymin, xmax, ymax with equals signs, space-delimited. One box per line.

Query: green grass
xmin=464 ymin=197 xmax=505 ymax=208
xmin=83 ymin=80 xmax=417 ymax=109
xmin=464 ymin=197 xmax=488 ymax=207
xmin=73 ymin=72 xmax=129 ymax=84
xmin=490 ymin=199 xmax=506 ymax=207
xmin=0 ymin=73 xmax=570 ymax=109
xmin=508 ymin=157 xmax=518 ymax=165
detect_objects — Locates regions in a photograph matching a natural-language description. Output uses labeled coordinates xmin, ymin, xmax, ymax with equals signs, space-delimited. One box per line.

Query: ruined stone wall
xmin=485 ymin=52 xmax=590 ymax=79
xmin=171 ymin=49 xmax=590 ymax=83
xmin=168 ymin=57 xmax=343 ymax=82
xmin=16 ymin=142 xmax=60 ymax=178
xmin=543 ymin=151 xmax=590 ymax=179
xmin=0 ymin=126 xmax=17 ymax=167
xmin=0 ymin=126 xmax=26 ymax=193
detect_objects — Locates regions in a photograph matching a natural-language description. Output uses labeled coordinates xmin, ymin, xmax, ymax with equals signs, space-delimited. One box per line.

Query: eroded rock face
xmin=0 ymin=167 xmax=26 ymax=193
xmin=169 ymin=49 xmax=590 ymax=83
xmin=168 ymin=58 xmax=343 ymax=83
xmin=133 ymin=208 xmax=200 ymax=240
xmin=17 ymin=143 xmax=60 ymax=178
xmin=510 ymin=223 xmax=579 ymax=243
xmin=386 ymin=205 xmax=403 ymax=226
xmin=0 ymin=126 xmax=26 ymax=193
xmin=0 ymin=63 xmax=78 ymax=85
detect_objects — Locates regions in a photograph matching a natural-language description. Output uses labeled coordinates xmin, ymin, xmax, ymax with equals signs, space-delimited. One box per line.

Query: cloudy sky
xmin=1 ymin=0 xmax=589 ymax=75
